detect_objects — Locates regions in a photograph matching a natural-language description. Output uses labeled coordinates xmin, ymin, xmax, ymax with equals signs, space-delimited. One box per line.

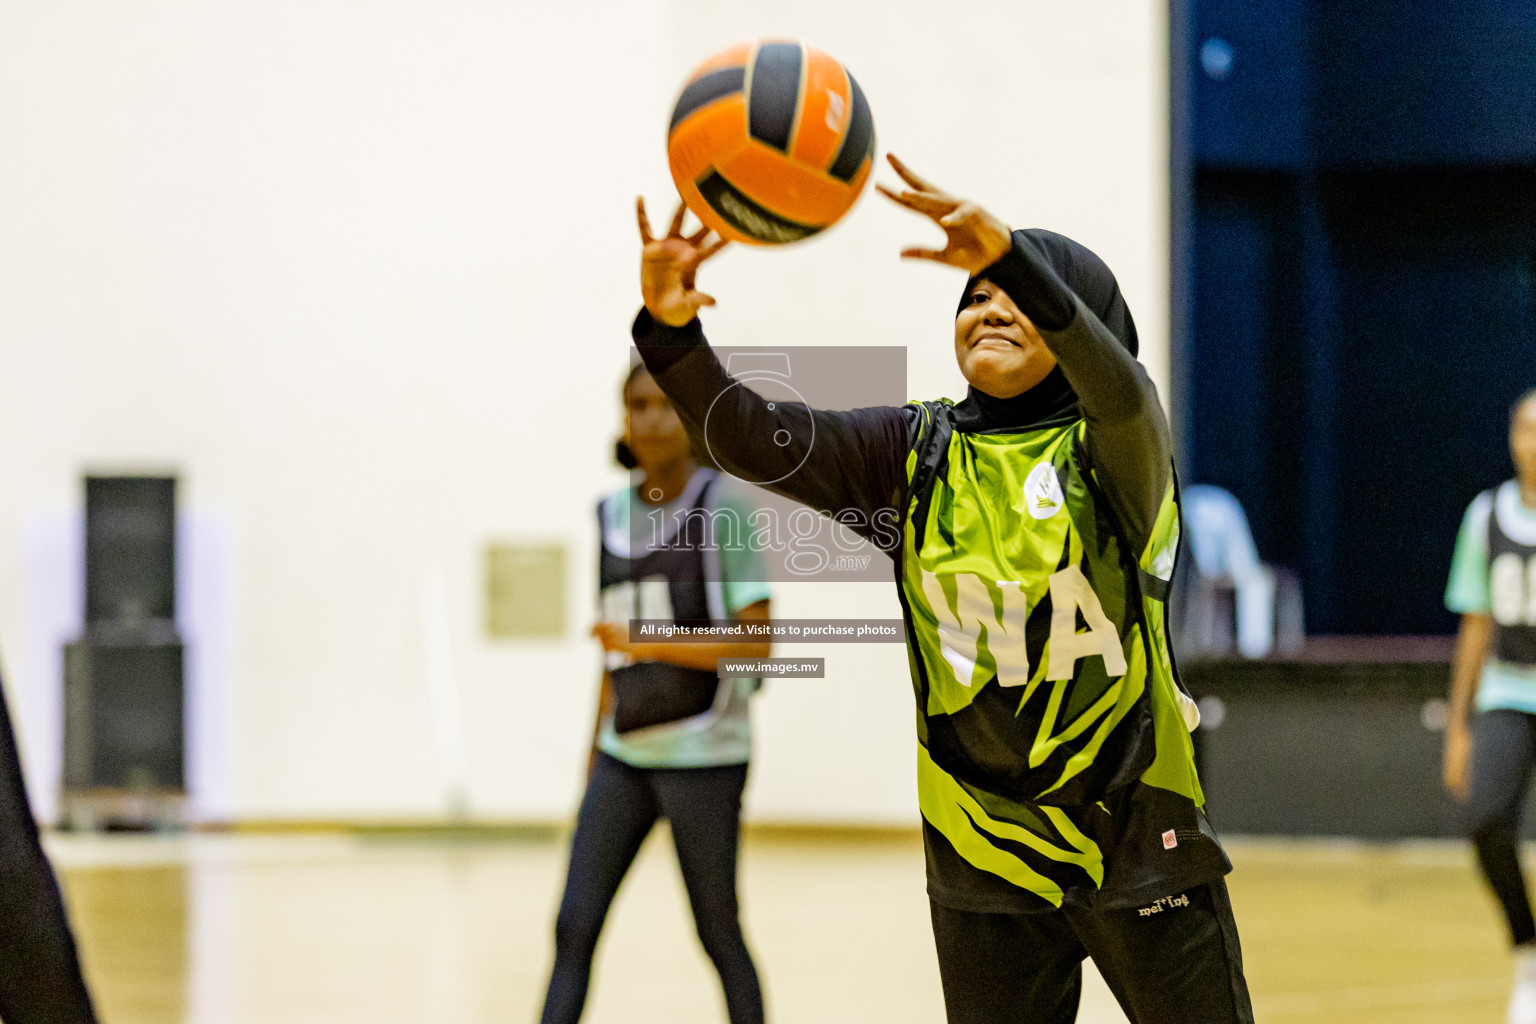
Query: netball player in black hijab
xmin=632 ymin=153 xmax=1253 ymax=1024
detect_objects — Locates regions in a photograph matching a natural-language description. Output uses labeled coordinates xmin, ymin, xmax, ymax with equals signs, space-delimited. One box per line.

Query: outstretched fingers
xmin=694 ymin=236 xmax=730 ymax=266
xmin=668 ymin=199 xmax=689 ymax=238
xmin=939 ymin=202 xmax=981 ymax=227
xmin=680 ymin=236 xmax=728 ymax=289
xmin=905 ymin=192 xmax=960 ymax=218
xmin=637 ymin=196 xmax=654 ymax=244
xmin=877 ymin=183 xmax=956 ymax=221
xmin=875 ymin=183 xmax=932 ymax=215
xmin=899 ymin=246 xmax=951 ymax=264
xmin=875 ymin=182 xmax=917 ymax=209
xmin=887 ymin=153 xmax=940 ymax=194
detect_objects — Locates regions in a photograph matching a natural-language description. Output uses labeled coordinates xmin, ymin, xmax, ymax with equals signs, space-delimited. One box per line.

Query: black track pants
xmin=0 ymin=679 xmax=98 ymax=1024
xmin=1464 ymin=708 xmax=1536 ymax=946
xmin=539 ymin=752 xmax=763 ymax=1024
xmin=930 ymin=878 xmax=1253 ymax=1024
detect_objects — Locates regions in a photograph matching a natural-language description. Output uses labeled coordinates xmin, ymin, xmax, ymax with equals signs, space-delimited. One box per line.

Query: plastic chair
xmin=1173 ymin=485 xmax=1304 ymax=660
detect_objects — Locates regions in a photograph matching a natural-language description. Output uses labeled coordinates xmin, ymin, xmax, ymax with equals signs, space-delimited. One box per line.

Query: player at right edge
xmin=1445 ymin=389 xmax=1536 ymax=1024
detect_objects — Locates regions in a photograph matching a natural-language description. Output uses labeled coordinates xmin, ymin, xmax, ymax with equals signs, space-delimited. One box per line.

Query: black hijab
xmin=953 ymin=228 xmax=1139 ymax=433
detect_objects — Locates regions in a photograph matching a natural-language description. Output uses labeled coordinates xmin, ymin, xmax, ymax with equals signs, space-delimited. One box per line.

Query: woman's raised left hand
xmin=876 ymin=153 xmax=1012 ymax=274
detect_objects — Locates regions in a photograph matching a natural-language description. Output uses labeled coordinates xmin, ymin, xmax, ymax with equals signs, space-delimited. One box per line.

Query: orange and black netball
xmin=666 ymin=40 xmax=876 ymax=245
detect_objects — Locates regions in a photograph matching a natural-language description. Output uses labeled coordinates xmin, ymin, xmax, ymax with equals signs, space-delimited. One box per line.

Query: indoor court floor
xmin=49 ymin=828 xmax=1514 ymax=1024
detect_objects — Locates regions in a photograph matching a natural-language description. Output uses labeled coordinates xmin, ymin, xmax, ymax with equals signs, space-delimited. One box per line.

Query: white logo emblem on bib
xmin=1023 ymin=463 xmax=1064 ymax=521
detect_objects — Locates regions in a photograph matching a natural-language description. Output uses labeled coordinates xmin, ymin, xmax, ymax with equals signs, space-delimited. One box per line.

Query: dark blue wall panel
xmin=1188 ymin=173 xmax=1307 ymax=573
xmin=1316 ymin=2 xmax=1536 ymax=166
xmin=1193 ymin=0 xmax=1311 ymax=168
xmin=1325 ymin=171 xmax=1536 ymax=632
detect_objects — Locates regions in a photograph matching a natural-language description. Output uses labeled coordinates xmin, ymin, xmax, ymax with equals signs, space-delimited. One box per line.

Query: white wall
xmin=0 ymin=0 xmax=1167 ymax=824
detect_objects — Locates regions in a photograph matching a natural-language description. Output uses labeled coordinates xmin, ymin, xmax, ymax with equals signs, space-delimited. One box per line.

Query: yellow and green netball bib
xmin=899 ymin=400 xmax=1204 ymax=907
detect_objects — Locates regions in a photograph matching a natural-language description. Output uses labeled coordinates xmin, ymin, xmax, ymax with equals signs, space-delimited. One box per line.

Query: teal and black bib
xmin=1489 ymin=480 xmax=1536 ymax=668
xmin=898 ymin=400 xmax=1211 ymax=909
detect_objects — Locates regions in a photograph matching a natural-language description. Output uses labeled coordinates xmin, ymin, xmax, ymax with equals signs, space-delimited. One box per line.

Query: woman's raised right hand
xmin=638 ymin=197 xmax=729 ymax=327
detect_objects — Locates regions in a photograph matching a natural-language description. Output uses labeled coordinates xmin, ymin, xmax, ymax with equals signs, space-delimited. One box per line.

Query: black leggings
xmin=1464 ymin=708 xmax=1536 ymax=947
xmin=0 ymin=680 xmax=98 ymax=1023
xmin=539 ymin=752 xmax=763 ymax=1024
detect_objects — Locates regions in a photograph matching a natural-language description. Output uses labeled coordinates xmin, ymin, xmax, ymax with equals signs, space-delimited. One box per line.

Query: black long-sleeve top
xmin=632 ymin=237 xmax=1171 ymax=556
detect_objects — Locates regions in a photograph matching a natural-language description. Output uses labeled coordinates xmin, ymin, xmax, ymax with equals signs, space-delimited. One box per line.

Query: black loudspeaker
xmin=64 ymin=637 xmax=183 ymax=790
xmin=85 ymin=476 xmax=176 ymax=624
xmin=63 ymin=476 xmax=186 ymax=814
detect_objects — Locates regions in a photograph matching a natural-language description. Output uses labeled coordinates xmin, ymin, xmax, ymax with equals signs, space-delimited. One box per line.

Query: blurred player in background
xmin=1444 ymin=388 xmax=1536 ymax=1024
xmin=630 ymin=153 xmax=1253 ymax=1024
xmin=0 ymin=668 xmax=99 ymax=1022
xmin=537 ymin=364 xmax=772 ymax=1024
